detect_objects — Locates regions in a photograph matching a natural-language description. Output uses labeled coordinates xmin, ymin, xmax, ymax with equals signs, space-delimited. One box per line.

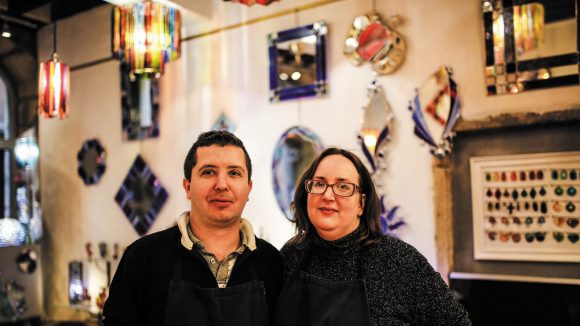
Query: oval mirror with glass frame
xmin=77 ymin=139 xmax=106 ymax=185
xmin=409 ymin=66 xmax=461 ymax=158
xmin=482 ymin=0 xmax=579 ymax=95
xmin=272 ymin=126 xmax=323 ymax=220
xmin=344 ymin=12 xmax=407 ymax=75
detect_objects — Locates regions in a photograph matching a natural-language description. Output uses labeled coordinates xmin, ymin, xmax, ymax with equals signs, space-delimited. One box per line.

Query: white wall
xmin=38 ymin=0 xmax=580 ymax=320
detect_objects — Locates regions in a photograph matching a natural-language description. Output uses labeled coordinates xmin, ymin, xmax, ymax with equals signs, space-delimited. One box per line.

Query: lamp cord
xmin=53 ymin=22 xmax=57 ymax=53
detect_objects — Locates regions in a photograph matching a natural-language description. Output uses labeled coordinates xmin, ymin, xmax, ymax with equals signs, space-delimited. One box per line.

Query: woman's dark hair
xmin=183 ymin=130 xmax=252 ymax=182
xmin=288 ymin=147 xmax=383 ymax=246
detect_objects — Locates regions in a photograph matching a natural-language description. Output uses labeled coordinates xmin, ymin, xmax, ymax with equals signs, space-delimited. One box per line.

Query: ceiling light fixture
xmin=38 ymin=22 xmax=70 ymax=119
xmin=223 ymin=0 xmax=279 ymax=5
xmin=113 ymin=1 xmax=181 ymax=78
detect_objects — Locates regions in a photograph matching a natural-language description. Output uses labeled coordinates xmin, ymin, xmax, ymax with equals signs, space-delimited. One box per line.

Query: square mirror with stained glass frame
xmin=268 ymin=21 xmax=327 ymax=101
xmin=482 ymin=0 xmax=579 ymax=95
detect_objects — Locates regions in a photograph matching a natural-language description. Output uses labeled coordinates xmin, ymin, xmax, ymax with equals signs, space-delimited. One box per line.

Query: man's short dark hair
xmin=183 ymin=130 xmax=252 ymax=182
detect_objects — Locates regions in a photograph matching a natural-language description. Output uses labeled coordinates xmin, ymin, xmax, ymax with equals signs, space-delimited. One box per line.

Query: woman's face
xmin=307 ymin=154 xmax=365 ymax=241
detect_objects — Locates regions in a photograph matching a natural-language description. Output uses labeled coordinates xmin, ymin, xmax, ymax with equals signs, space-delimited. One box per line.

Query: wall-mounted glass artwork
xmin=272 ymin=126 xmax=323 ymax=220
xmin=120 ymin=63 xmax=160 ymax=140
xmin=471 ymin=151 xmax=580 ymax=262
xmin=357 ymin=80 xmax=404 ymax=235
xmin=77 ymin=139 xmax=106 ymax=186
xmin=482 ymin=0 xmax=579 ymax=95
xmin=344 ymin=12 xmax=407 ymax=75
xmin=16 ymin=248 xmax=37 ymax=274
xmin=115 ymin=155 xmax=168 ymax=235
xmin=409 ymin=66 xmax=461 ymax=158
xmin=359 ymin=79 xmax=395 ymax=171
xmin=211 ymin=113 xmax=236 ymax=132
xmin=268 ymin=21 xmax=327 ymax=101
xmin=0 ymin=278 xmax=27 ymax=320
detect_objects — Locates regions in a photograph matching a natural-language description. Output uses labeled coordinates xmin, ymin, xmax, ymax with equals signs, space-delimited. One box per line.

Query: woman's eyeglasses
xmin=305 ymin=179 xmax=360 ymax=197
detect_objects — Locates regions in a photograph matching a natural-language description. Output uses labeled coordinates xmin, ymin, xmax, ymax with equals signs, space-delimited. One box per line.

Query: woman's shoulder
xmin=365 ymin=234 xmax=429 ymax=267
xmin=280 ymin=241 xmax=306 ymax=259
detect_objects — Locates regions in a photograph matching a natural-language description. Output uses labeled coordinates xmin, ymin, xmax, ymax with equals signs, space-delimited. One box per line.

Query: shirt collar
xmin=177 ymin=211 xmax=257 ymax=251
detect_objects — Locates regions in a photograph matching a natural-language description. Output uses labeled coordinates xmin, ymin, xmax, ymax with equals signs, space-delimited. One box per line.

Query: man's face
xmin=183 ymin=145 xmax=252 ymax=228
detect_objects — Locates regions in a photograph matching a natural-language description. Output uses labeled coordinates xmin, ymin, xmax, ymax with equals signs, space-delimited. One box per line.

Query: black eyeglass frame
xmin=304 ymin=179 xmax=361 ymax=197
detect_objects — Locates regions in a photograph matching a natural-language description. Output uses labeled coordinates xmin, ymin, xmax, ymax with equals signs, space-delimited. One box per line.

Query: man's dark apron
xmin=273 ymin=245 xmax=372 ymax=326
xmin=163 ymin=248 xmax=269 ymax=326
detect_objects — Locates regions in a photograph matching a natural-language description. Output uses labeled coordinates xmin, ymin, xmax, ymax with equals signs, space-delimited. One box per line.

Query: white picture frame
xmin=470 ymin=151 xmax=580 ymax=262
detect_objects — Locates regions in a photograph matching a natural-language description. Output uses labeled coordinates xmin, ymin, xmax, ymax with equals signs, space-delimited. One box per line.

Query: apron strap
xmin=172 ymin=244 xmax=184 ymax=281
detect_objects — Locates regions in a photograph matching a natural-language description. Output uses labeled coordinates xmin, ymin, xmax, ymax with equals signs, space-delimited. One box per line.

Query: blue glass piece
xmin=115 ymin=155 xmax=168 ymax=235
xmin=272 ymin=126 xmax=323 ymax=220
xmin=211 ymin=113 xmax=236 ymax=132
xmin=412 ymin=111 xmax=436 ymax=146
xmin=412 ymin=94 xmax=437 ymax=146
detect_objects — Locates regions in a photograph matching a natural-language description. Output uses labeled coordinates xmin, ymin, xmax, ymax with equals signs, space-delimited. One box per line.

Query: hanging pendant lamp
xmin=38 ymin=22 xmax=70 ymax=119
xmin=223 ymin=0 xmax=279 ymax=6
xmin=113 ymin=1 xmax=181 ymax=78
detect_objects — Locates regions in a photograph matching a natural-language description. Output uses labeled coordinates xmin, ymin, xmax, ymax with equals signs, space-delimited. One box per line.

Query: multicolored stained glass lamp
xmin=38 ymin=23 xmax=70 ymax=119
xmin=223 ymin=0 xmax=279 ymax=6
xmin=113 ymin=1 xmax=181 ymax=78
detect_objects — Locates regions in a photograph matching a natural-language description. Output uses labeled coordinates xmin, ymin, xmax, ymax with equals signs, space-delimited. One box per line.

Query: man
xmin=103 ymin=131 xmax=283 ymax=326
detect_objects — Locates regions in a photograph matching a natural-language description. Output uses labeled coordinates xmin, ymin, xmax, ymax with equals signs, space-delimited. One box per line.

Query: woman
xmin=274 ymin=147 xmax=471 ymax=326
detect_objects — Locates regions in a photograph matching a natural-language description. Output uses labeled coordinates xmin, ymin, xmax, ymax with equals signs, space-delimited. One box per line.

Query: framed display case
xmin=471 ymin=151 xmax=580 ymax=262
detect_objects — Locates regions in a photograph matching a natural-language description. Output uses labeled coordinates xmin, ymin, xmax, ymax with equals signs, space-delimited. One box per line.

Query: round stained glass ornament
xmin=538 ymin=216 xmax=545 ymax=225
xmin=16 ymin=248 xmax=38 ymax=274
xmin=539 ymin=187 xmax=547 ymax=196
xmin=567 ymin=218 xmax=579 ymax=229
xmin=77 ymin=139 xmax=107 ymax=185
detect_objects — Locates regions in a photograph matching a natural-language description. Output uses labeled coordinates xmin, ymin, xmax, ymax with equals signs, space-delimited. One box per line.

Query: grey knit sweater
xmin=280 ymin=227 xmax=472 ymax=326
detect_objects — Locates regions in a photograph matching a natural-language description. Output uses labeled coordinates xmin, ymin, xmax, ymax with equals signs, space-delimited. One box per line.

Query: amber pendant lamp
xmin=38 ymin=21 xmax=70 ymax=119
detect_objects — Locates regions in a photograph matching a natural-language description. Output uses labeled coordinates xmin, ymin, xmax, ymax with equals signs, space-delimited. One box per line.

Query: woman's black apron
xmin=274 ymin=244 xmax=372 ymax=326
xmin=163 ymin=247 xmax=269 ymax=326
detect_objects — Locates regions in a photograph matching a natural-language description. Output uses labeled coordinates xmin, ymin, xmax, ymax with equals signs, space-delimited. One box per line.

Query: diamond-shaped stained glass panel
xmin=115 ymin=155 xmax=168 ymax=235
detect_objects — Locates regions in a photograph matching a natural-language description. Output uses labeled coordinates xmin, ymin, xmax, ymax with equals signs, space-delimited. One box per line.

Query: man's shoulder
xmin=125 ymin=225 xmax=180 ymax=256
